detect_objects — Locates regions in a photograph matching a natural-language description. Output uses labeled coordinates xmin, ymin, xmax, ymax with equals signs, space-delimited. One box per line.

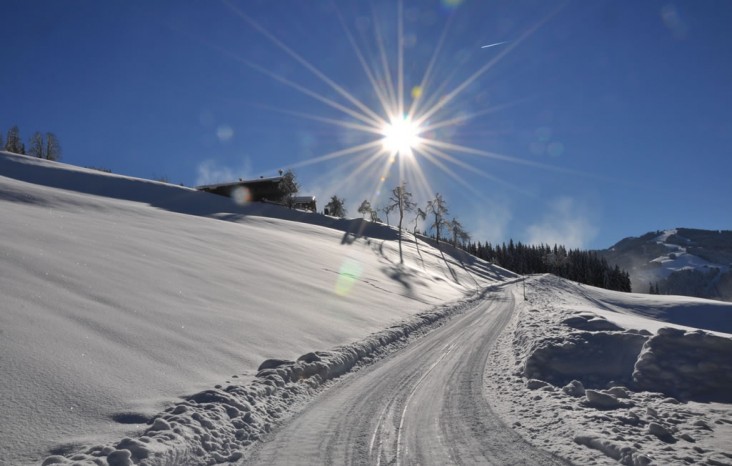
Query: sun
xmin=381 ymin=115 xmax=422 ymax=156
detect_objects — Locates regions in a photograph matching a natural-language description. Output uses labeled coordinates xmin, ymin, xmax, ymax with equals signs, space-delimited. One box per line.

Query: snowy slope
xmin=0 ymin=152 xmax=512 ymax=465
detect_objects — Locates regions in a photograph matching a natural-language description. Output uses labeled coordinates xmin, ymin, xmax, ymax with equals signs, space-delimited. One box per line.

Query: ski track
xmin=244 ymin=283 xmax=569 ymax=465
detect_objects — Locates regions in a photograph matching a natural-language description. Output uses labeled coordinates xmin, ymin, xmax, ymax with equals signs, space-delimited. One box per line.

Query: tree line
xmin=465 ymin=241 xmax=632 ymax=292
xmin=1 ymin=124 xmax=61 ymax=161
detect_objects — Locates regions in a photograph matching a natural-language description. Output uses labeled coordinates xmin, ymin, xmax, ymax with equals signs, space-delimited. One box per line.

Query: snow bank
xmin=634 ymin=327 xmax=732 ymax=403
xmin=523 ymin=330 xmax=648 ymax=389
xmin=485 ymin=275 xmax=732 ymax=466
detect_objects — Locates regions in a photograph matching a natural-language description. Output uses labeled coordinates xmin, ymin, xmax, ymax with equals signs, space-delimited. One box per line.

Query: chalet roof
xmin=195 ymin=176 xmax=283 ymax=191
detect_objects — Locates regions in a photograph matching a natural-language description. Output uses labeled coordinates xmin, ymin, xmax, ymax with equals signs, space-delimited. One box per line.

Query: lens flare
xmin=231 ymin=186 xmax=252 ymax=205
xmin=335 ymin=258 xmax=363 ymax=296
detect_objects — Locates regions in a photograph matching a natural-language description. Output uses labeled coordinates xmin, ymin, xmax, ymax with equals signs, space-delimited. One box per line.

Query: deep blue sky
xmin=2 ymin=0 xmax=731 ymax=249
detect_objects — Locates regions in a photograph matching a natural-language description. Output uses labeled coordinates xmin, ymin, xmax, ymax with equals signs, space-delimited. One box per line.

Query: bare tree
xmin=370 ymin=209 xmax=382 ymax=222
xmin=29 ymin=132 xmax=45 ymax=158
xmin=448 ymin=217 xmax=470 ymax=247
xmin=380 ymin=205 xmax=392 ymax=226
xmin=44 ymin=132 xmax=61 ymax=161
xmin=426 ymin=193 xmax=449 ymax=244
xmin=413 ymin=207 xmax=426 ymax=236
xmin=4 ymin=125 xmax=23 ymax=154
xmin=357 ymin=199 xmax=372 ymax=219
xmin=387 ymin=182 xmax=416 ymax=263
xmin=325 ymin=195 xmax=347 ymax=218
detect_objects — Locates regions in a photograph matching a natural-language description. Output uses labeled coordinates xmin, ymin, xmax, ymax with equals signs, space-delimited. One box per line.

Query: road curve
xmin=245 ymin=283 xmax=568 ymax=465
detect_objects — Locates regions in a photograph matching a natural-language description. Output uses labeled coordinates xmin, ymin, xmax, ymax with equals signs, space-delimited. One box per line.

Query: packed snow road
xmin=245 ymin=283 xmax=569 ymax=465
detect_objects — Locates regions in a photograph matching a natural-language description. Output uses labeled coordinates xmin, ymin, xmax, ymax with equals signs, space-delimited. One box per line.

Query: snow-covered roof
xmin=195 ymin=176 xmax=283 ymax=191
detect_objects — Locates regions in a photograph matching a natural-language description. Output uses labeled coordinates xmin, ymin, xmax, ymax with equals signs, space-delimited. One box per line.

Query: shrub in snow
xmin=633 ymin=327 xmax=732 ymax=402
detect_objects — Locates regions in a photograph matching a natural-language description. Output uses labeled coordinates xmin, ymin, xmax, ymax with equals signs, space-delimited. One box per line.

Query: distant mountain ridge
xmin=598 ymin=228 xmax=732 ymax=302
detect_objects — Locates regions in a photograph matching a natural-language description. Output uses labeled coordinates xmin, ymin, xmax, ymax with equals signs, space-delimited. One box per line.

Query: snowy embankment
xmin=0 ymin=152 xmax=512 ymax=465
xmin=487 ymin=274 xmax=732 ymax=466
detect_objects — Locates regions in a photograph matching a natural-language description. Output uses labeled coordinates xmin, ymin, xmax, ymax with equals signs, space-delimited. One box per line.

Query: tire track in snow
xmin=245 ymin=283 xmax=570 ymax=465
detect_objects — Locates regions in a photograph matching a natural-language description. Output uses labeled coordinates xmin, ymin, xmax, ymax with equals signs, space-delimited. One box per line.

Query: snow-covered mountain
xmin=599 ymin=228 xmax=732 ymax=301
xmin=2 ymin=152 xmax=731 ymax=466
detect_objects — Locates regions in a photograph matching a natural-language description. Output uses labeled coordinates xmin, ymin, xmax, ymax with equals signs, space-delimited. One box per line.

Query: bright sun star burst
xmin=222 ymin=0 xmax=562 ymax=207
xmin=382 ymin=115 xmax=421 ymax=155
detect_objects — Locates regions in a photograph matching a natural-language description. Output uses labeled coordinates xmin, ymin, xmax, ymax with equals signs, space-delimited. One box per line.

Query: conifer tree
xmin=325 ymin=195 xmax=346 ymax=218
xmin=277 ymin=169 xmax=299 ymax=208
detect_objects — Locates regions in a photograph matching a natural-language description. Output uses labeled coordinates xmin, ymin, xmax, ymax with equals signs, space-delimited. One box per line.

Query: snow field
xmin=485 ymin=274 xmax=732 ymax=466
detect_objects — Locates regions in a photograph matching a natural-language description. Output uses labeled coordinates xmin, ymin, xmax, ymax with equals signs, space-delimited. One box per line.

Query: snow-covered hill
xmin=600 ymin=228 xmax=732 ymax=301
xmin=2 ymin=152 xmax=731 ymax=466
xmin=0 ymin=152 xmax=511 ymax=465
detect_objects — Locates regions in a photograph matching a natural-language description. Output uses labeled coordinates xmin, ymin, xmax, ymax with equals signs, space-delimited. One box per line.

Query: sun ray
xmin=406 ymin=10 xmax=455 ymax=121
xmin=422 ymin=138 xmax=586 ymax=177
xmin=415 ymin=5 xmax=564 ymax=127
xmin=397 ymin=0 xmax=404 ymax=118
xmin=420 ymin=145 xmax=535 ymax=198
xmin=416 ymin=148 xmax=486 ymax=200
xmin=401 ymin=153 xmax=434 ymax=207
xmin=318 ymin=149 xmax=387 ymax=199
xmin=189 ymin=31 xmax=384 ymax=129
xmin=287 ymin=140 xmax=386 ymax=170
xmin=222 ymin=0 xmax=386 ymax=124
xmin=420 ymin=147 xmax=533 ymax=208
xmin=419 ymin=96 xmax=534 ymax=134
xmin=249 ymin=103 xmax=384 ymax=136
xmin=308 ymin=151 xmax=389 ymax=228
xmin=334 ymin=5 xmax=395 ymax=121
xmin=371 ymin=3 xmax=399 ymax=113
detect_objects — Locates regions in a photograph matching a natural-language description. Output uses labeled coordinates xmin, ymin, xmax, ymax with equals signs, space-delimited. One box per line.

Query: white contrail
xmin=481 ymin=41 xmax=508 ymax=49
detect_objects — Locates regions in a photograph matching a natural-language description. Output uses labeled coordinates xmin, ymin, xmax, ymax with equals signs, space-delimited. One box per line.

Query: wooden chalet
xmin=196 ymin=176 xmax=317 ymax=211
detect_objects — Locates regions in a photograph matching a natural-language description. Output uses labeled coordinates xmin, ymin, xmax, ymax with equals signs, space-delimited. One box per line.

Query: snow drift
xmin=486 ymin=274 xmax=732 ymax=466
